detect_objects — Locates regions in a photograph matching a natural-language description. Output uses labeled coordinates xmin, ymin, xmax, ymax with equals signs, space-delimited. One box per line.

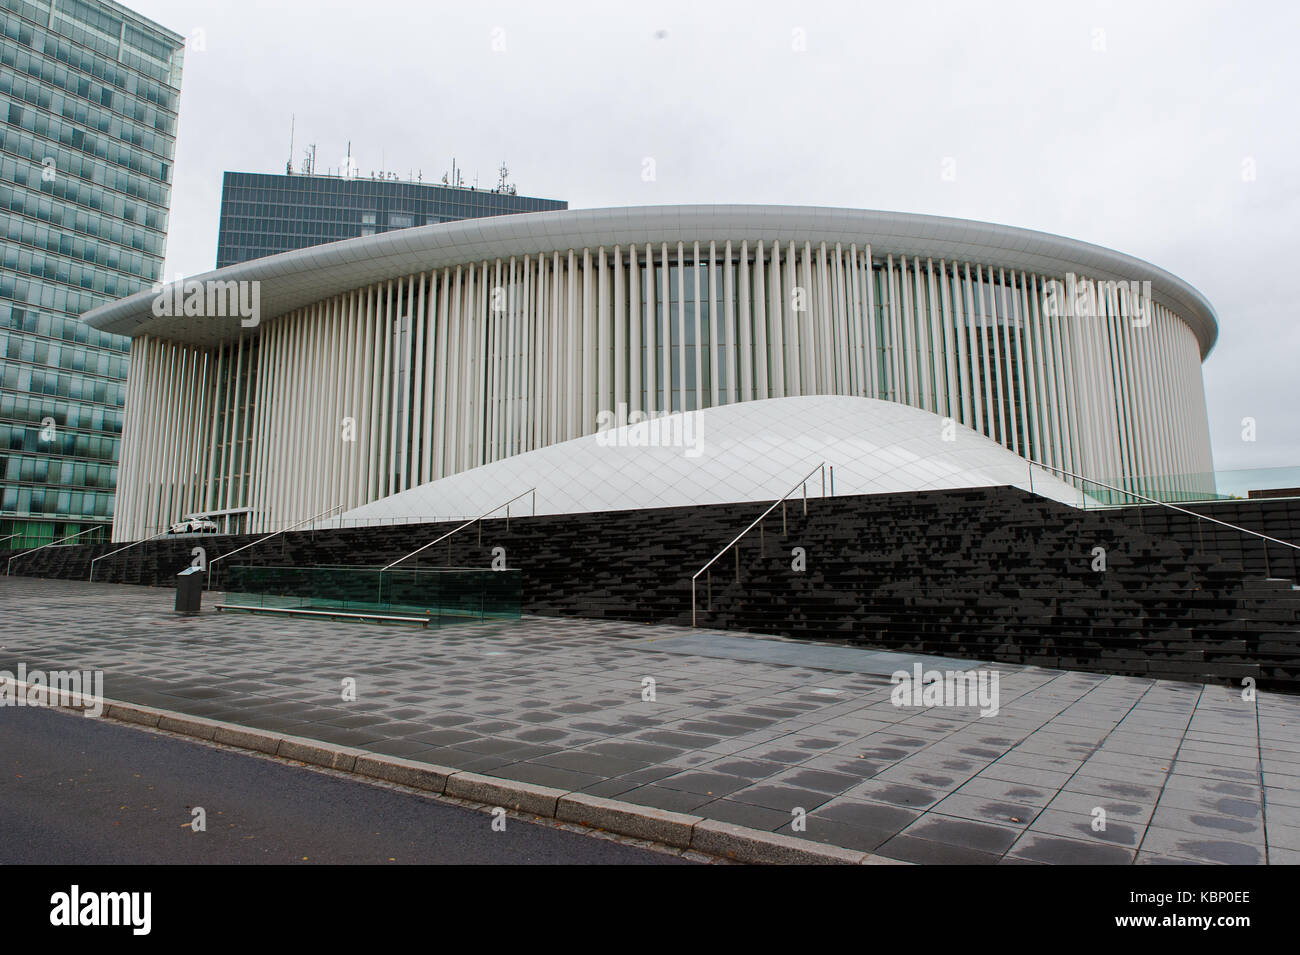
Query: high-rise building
xmin=0 ymin=0 xmax=184 ymax=549
xmin=214 ymin=169 xmax=567 ymax=268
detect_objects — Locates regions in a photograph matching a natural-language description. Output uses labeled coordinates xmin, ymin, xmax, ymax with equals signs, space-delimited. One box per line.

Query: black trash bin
xmin=175 ymin=566 xmax=204 ymax=615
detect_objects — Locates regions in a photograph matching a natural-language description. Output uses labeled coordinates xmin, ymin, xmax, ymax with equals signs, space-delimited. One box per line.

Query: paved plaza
xmin=2 ymin=576 xmax=1298 ymax=864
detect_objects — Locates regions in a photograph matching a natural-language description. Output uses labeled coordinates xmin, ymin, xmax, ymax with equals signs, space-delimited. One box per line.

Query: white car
xmin=169 ymin=518 xmax=219 ymax=534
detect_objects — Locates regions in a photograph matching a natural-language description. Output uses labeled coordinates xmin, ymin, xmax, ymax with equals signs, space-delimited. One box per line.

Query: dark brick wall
xmin=1110 ymin=497 xmax=1300 ymax=581
xmin=12 ymin=486 xmax=1299 ymax=690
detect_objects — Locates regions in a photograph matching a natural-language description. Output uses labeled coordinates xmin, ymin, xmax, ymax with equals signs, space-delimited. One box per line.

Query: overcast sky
xmin=129 ymin=0 xmax=1299 ymax=475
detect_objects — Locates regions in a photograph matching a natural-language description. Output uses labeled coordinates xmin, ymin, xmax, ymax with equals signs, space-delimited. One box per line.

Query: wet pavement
xmin=2 ymin=576 xmax=1297 ymax=864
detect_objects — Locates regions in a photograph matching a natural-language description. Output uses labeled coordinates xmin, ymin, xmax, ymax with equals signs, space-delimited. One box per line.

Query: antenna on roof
xmin=286 ymin=114 xmax=295 ymax=174
xmin=495 ymin=161 xmax=517 ymax=195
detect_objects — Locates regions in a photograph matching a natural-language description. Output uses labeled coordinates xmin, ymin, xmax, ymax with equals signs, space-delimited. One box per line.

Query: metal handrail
xmin=89 ymin=528 xmax=172 ymax=582
xmin=1028 ymin=459 xmax=1300 ymax=554
xmin=382 ymin=488 xmax=537 ymax=571
xmin=6 ymin=525 xmax=107 ymax=576
xmin=206 ymin=502 xmax=345 ymax=588
xmin=690 ymin=462 xmax=827 ymax=626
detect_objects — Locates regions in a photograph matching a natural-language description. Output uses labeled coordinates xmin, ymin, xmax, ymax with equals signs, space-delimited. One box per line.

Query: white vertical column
xmin=738 ymin=240 xmax=752 ymax=401
xmin=676 ymin=241 xmax=688 ymax=409
xmin=597 ymin=246 xmax=610 ymax=422
xmin=863 ymin=246 xmax=877 ymax=399
xmin=724 ymin=241 xmax=737 ymax=404
xmin=847 ymin=245 xmax=864 ymax=396
xmin=1001 ymin=268 xmax=1024 ymax=455
xmin=708 ymin=241 xmax=719 ymax=407
xmin=565 ymin=250 xmax=579 ymax=437
xmin=769 ymin=240 xmax=786 ymax=399
xmin=946 ymin=264 xmax=970 ymax=427
xmin=803 ymin=243 xmax=818 ymax=394
xmin=962 ymin=265 xmax=985 ymax=435
xmin=644 ymin=245 xmax=656 ymax=414
xmin=692 ymin=241 xmax=704 ymax=411
xmin=628 ymin=245 xmax=642 ymax=413
xmin=885 ymin=255 xmax=903 ymax=402
xmin=785 ymin=246 xmax=795 ymax=400
xmin=659 ymin=242 xmax=672 ymax=413
xmin=752 ymin=241 xmax=768 ymax=401
xmin=614 ymin=245 xmax=625 ymax=410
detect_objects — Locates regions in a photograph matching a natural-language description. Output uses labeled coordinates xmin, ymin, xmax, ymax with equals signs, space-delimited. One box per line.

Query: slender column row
xmin=113 ymin=333 xmax=258 ymax=541
xmin=112 ymin=245 xmax=1215 ymax=539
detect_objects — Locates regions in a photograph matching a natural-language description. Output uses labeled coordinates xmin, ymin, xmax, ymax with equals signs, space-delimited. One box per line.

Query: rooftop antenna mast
xmin=496 ymin=161 xmax=516 ymax=195
xmin=286 ymin=114 xmax=295 ymax=174
xmin=438 ymin=158 xmax=465 ymax=188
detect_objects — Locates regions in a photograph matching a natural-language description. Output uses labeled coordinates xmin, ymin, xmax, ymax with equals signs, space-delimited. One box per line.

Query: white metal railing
xmin=1029 ymin=459 xmax=1300 ymax=549
xmin=691 ymin=463 xmax=827 ymax=626
xmin=206 ymin=502 xmax=346 ymax=588
xmin=6 ymin=525 xmax=108 ymax=577
xmin=1028 ymin=459 xmax=1300 ymax=579
xmin=383 ymin=488 xmax=537 ymax=571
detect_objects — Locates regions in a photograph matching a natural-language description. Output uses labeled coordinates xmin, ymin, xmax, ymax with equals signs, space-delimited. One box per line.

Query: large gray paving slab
xmin=1 ymin=575 xmax=1297 ymax=864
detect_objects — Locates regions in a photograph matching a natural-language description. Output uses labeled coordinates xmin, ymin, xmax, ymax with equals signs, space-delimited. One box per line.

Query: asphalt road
xmin=0 ymin=705 xmax=689 ymax=865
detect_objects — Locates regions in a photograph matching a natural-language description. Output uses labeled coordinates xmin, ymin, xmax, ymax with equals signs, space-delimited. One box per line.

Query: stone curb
xmin=19 ymin=684 xmax=908 ymax=865
xmin=692 ymin=819 xmax=874 ymax=865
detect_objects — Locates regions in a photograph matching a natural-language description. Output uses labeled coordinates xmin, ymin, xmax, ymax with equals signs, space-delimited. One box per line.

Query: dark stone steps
xmin=13 ymin=485 xmax=1300 ymax=690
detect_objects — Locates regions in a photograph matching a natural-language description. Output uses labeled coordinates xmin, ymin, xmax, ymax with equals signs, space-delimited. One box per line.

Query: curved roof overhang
xmin=84 ymin=205 xmax=1219 ymax=357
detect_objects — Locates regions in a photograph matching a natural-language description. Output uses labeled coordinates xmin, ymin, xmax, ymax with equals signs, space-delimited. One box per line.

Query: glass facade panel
xmin=214 ymin=171 xmax=567 ymax=268
xmin=0 ymin=0 xmax=182 ymax=547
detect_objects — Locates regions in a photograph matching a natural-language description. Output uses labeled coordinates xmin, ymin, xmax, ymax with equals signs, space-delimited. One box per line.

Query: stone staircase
xmin=11 ymin=485 xmax=1299 ymax=690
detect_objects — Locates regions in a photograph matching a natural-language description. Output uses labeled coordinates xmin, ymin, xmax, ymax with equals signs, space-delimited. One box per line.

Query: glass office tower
xmin=215 ymin=171 xmax=567 ymax=268
xmin=0 ymin=0 xmax=183 ymax=549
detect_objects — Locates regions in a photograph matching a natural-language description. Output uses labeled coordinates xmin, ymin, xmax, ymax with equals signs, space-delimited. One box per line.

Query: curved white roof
xmin=85 ymin=205 xmax=1218 ymax=356
xmin=332 ymin=396 xmax=1084 ymax=527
